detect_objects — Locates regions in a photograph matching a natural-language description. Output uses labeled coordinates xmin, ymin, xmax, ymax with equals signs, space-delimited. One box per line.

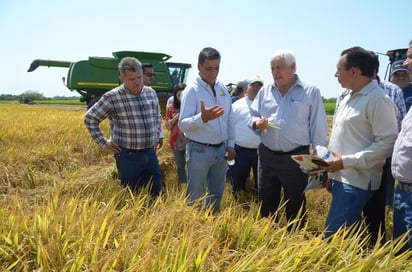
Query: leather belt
xmin=262 ymin=144 xmax=309 ymax=155
xmin=190 ymin=140 xmax=224 ymax=148
xmin=121 ymin=147 xmax=153 ymax=153
xmin=399 ymin=182 xmax=412 ymax=192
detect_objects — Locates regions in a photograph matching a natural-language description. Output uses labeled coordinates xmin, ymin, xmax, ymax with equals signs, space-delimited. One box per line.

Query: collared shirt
xmin=178 ymin=77 xmax=235 ymax=147
xmin=84 ymin=85 xmax=164 ymax=149
xmin=336 ymin=80 xmax=406 ymax=131
xmin=232 ymin=97 xmax=260 ymax=149
xmin=248 ymin=75 xmax=328 ymax=152
xmin=392 ymin=107 xmax=412 ymax=183
xmin=329 ymin=81 xmax=398 ymax=190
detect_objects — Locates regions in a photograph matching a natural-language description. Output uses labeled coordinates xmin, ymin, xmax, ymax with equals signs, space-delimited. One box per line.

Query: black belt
xmin=121 ymin=146 xmax=153 ymax=153
xmin=235 ymin=144 xmax=257 ymax=151
xmin=190 ymin=140 xmax=224 ymax=148
xmin=399 ymin=182 xmax=412 ymax=192
xmin=262 ymin=144 xmax=309 ymax=155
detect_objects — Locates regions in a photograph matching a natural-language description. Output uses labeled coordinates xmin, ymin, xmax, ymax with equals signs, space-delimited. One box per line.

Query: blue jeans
xmin=393 ymin=185 xmax=412 ymax=254
xmin=114 ymin=147 xmax=162 ymax=196
xmin=186 ymin=141 xmax=227 ymax=212
xmin=324 ymin=180 xmax=374 ymax=239
xmin=172 ymin=149 xmax=187 ymax=183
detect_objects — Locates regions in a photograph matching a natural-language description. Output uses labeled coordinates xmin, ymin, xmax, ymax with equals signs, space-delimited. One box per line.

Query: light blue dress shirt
xmin=248 ymin=76 xmax=328 ymax=152
xmin=178 ymin=77 xmax=235 ymax=148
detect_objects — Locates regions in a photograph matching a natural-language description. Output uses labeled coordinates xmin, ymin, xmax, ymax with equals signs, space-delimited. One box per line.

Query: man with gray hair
xmin=248 ymin=49 xmax=328 ymax=226
xmin=84 ymin=57 xmax=164 ymax=197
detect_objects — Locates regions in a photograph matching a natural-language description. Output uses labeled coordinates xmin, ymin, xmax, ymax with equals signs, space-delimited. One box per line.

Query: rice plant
xmin=0 ymin=104 xmax=410 ymax=271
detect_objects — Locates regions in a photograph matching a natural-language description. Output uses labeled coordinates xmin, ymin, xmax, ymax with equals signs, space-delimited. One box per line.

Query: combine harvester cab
xmin=383 ymin=48 xmax=408 ymax=80
xmin=28 ymin=51 xmax=191 ymax=108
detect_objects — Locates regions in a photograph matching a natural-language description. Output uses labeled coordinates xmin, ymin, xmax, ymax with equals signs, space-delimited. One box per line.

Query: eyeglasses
xmin=144 ymin=73 xmax=156 ymax=77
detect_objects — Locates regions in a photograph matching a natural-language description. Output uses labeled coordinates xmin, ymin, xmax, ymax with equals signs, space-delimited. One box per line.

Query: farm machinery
xmin=28 ymin=51 xmax=192 ymax=108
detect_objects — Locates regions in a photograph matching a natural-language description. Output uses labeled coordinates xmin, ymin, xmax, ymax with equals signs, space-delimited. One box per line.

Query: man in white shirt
xmin=229 ymin=76 xmax=263 ymax=199
xmin=323 ymin=47 xmax=398 ymax=239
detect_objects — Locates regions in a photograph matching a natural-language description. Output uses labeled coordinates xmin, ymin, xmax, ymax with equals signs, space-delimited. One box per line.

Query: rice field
xmin=0 ymin=104 xmax=410 ymax=271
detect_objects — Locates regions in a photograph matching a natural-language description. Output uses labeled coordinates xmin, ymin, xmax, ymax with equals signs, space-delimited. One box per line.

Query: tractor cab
xmin=384 ymin=48 xmax=408 ymax=80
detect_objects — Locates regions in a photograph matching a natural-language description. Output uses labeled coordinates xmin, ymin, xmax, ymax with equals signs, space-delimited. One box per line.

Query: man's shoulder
xmin=404 ymin=83 xmax=412 ymax=92
xmin=381 ymin=80 xmax=402 ymax=92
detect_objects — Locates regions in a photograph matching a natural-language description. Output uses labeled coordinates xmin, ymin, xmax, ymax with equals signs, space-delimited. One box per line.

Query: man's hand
xmin=255 ymin=118 xmax=269 ymax=130
xmin=156 ymin=138 xmax=163 ymax=149
xmin=200 ymin=100 xmax=224 ymax=122
xmin=225 ymin=147 xmax=236 ymax=161
xmin=105 ymin=140 xmax=121 ymax=154
xmin=320 ymin=152 xmax=343 ymax=173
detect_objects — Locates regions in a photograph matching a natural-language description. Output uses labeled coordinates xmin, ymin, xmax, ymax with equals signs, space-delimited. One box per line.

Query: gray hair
xmin=118 ymin=57 xmax=142 ymax=77
xmin=270 ymin=49 xmax=296 ymax=67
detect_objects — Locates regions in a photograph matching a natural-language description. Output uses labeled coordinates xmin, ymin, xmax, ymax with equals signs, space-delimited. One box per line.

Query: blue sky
xmin=0 ymin=0 xmax=409 ymax=99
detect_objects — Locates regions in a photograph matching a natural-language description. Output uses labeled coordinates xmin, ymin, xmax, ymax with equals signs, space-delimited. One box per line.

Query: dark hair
xmin=142 ymin=63 xmax=153 ymax=73
xmin=118 ymin=57 xmax=142 ymax=76
xmin=340 ymin=46 xmax=375 ymax=77
xmin=172 ymin=83 xmax=186 ymax=109
xmin=231 ymin=80 xmax=248 ymax=96
xmin=198 ymin=47 xmax=221 ymax=65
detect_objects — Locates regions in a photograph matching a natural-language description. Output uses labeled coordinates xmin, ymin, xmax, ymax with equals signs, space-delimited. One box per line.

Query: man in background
xmin=390 ymin=60 xmax=412 ymax=111
xmin=143 ymin=63 xmax=156 ymax=87
xmin=229 ymin=76 xmax=263 ymax=200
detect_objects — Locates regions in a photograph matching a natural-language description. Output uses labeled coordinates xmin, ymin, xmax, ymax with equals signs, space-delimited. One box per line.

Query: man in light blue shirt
xmin=248 ymin=49 xmax=328 ymax=225
xmin=178 ymin=47 xmax=235 ymax=212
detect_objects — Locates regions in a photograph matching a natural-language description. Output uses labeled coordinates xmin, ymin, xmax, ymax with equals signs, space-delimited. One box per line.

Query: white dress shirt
xmin=329 ymin=81 xmax=398 ymax=190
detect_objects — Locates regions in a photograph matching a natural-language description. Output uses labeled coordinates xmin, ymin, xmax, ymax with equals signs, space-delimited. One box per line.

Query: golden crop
xmin=0 ymin=104 xmax=410 ymax=271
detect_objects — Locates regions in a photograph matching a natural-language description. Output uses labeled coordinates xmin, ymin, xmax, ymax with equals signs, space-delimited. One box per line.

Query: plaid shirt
xmin=84 ymin=85 xmax=163 ymax=149
xmin=336 ymin=80 xmax=406 ymax=131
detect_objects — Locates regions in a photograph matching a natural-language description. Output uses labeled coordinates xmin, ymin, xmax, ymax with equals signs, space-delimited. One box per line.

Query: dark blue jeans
xmin=114 ymin=147 xmax=162 ymax=196
xmin=229 ymin=144 xmax=258 ymax=194
xmin=393 ymin=185 xmax=412 ymax=255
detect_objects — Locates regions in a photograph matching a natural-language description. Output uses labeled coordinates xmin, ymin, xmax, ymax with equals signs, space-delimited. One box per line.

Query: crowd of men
xmin=83 ymin=40 xmax=412 ymax=255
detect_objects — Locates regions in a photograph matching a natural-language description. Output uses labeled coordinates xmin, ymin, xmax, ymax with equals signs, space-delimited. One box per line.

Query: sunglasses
xmin=144 ymin=72 xmax=156 ymax=77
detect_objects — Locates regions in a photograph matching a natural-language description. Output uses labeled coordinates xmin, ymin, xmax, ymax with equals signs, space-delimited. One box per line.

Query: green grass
xmin=324 ymin=102 xmax=336 ymax=115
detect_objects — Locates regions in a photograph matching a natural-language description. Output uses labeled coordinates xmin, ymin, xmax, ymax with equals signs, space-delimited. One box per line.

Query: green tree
xmin=21 ymin=90 xmax=45 ymax=100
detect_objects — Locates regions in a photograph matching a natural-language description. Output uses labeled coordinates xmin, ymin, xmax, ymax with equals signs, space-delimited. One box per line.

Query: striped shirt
xmin=84 ymin=85 xmax=164 ymax=149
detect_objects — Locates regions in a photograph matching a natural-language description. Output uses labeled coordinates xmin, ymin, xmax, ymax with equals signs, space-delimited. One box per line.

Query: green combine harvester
xmin=28 ymin=51 xmax=192 ymax=108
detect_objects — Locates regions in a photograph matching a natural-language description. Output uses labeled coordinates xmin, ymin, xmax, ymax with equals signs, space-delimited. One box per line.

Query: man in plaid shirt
xmin=84 ymin=57 xmax=164 ymax=196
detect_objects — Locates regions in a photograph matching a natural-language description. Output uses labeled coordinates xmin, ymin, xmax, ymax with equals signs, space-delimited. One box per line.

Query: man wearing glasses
xmin=143 ymin=63 xmax=156 ymax=86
